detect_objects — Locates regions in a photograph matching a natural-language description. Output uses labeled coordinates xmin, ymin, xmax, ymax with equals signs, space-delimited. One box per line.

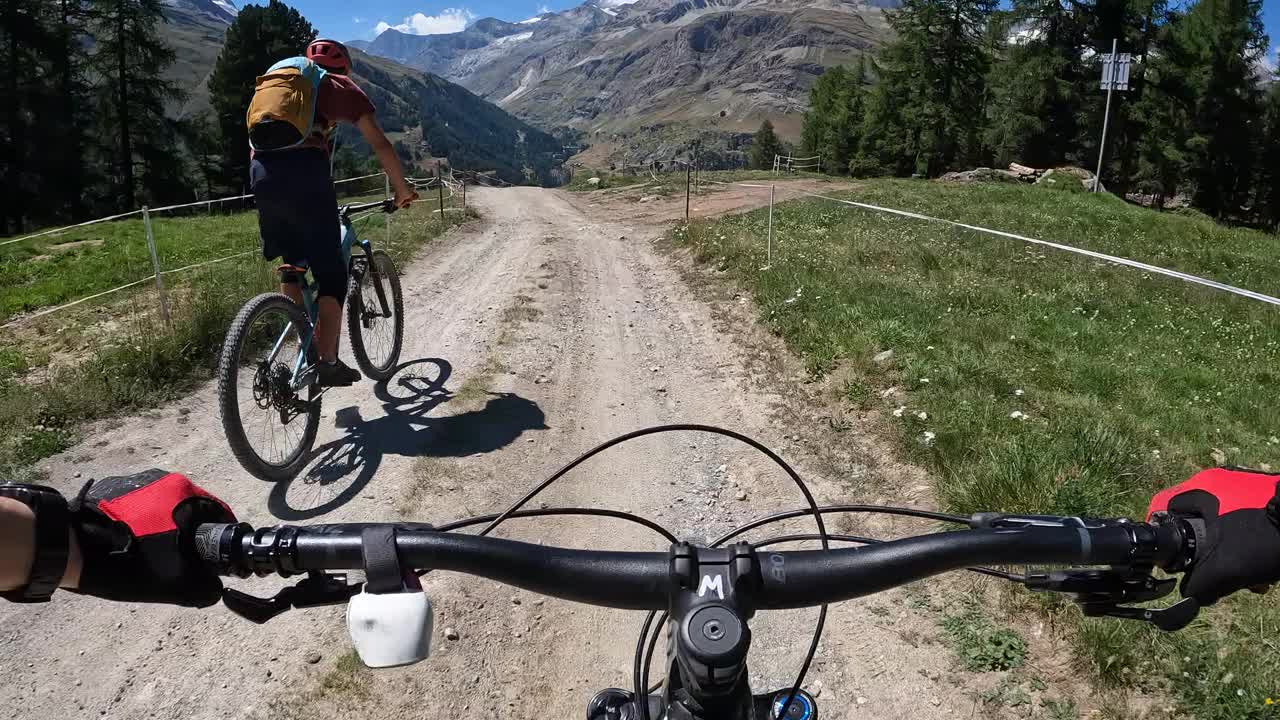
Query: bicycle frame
xmin=260 ymin=209 xmax=387 ymax=392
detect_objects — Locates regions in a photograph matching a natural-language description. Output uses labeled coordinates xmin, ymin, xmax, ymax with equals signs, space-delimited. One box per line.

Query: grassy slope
xmin=673 ymin=178 xmax=1280 ymax=719
xmin=0 ymin=189 xmax=470 ymax=477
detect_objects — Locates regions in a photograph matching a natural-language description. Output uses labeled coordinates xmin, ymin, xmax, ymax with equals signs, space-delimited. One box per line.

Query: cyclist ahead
xmin=248 ymin=39 xmax=418 ymax=388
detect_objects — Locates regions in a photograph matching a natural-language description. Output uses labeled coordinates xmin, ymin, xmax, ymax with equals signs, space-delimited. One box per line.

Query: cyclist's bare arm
xmin=0 ymin=497 xmax=81 ymax=591
xmin=355 ymin=114 xmax=417 ymax=207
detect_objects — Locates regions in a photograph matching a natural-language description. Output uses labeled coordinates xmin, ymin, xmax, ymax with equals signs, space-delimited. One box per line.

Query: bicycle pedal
xmin=296 ymin=366 xmax=318 ymax=389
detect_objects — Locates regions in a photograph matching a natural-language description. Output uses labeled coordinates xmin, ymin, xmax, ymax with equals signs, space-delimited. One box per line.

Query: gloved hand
xmin=1147 ymin=466 xmax=1280 ymax=606
xmin=70 ymin=469 xmax=235 ymax=607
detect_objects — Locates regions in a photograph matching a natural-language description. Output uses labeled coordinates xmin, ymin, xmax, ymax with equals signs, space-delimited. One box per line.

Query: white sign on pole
xmin=1100 ymin=52 xmax=1132 ymax=91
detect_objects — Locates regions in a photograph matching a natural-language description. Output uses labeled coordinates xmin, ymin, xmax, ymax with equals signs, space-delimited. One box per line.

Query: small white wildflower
xmin=892 ymin=406 xmax=906 ymax=418
xmin=1009 ymin=411 xmax=1027 ymax=420
xmin=917 ymin=411 xmax=928 ymax=421
xmin=926 ymin=345 xmax=935 ymax=350
xmin=1152 ymin=449 xmax=1161 ymax=457
xmin=921 ymin=431 xmax=936 ymax=445
xmin=1269 ymin=436 xmax=1279 ymax=446
xmin=1014 ymin=389 xmax=1024 ymax=396
xmin=1009 ymin=335 xmax=1016 ymax=340
xmin=920 ymin=378 xmax=930 ymax=384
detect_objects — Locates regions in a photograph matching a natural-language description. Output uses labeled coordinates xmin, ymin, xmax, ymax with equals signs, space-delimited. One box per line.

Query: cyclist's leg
xmin=291 ymin=152 xmax=349 ymax=368
xmin=251 ymin=155 xmax=307 ymax=307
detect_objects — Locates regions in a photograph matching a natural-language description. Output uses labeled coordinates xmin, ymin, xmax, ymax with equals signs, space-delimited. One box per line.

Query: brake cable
xmin=458 ymin=424 xmax=828 ymax=720
xmin=440 ymin=425 xmax=1010 ymax=719
xmin=436 ymin=507 xmax=679 ymax=543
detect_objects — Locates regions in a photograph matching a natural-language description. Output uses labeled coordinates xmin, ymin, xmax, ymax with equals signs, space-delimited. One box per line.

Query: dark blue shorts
xmin=250 ymin=149 xmax=347 ymax=303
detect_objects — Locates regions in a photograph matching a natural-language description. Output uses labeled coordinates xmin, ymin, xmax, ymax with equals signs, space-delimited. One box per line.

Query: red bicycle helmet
xmin=306 ymin=39 xmax=352 ymax=74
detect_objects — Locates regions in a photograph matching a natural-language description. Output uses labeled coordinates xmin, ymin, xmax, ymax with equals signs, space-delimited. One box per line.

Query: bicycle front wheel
xmin=217 ymin=293 xmax=322 ymax=481
xmin=347 ymin=250 xmax=404 ymax=381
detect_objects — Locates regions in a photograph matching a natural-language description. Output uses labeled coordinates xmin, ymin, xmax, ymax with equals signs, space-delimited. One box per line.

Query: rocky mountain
xmin=346 ymin=51 xmax=565 ymax=184
xmin=356 ymin=0 xmax=893 ymax=164
xmin=160 ymin=0 xmax=237 ymax=112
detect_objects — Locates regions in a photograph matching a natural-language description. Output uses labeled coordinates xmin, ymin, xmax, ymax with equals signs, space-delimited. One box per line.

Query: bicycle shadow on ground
xmin=267 ymin=358 xmax=548 ymax=520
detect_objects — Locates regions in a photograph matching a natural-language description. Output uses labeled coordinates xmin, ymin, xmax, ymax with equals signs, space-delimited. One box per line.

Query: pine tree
xmin=208 ymin=0 xmax=316 ymax=189
xmin=88 ymin=0 xmax=186 ymax=211
xmin=1162 ymin=0 xmax=1267 ymax=217
xmin=182 ymin=117 xmax=223 ymax=201
xmin=1256 ymin=84 xmax=1280 ymax=227
xmin=1 ymin=0 xmax=68 ymax=233
xmin=47 ymin=0 xmax=95 ymax=220
xmin=983 ymin=0 xmax=1090 ymax=167
xmin=1129 ymin=11 xmax=1191 ymax=203
xmin=860 ymin=0 xmax=996 ymax=177
xmin=800 ymin=61 xmax=868 ymax=175
xmin=751 ymin=119 xmax=782 ymax=170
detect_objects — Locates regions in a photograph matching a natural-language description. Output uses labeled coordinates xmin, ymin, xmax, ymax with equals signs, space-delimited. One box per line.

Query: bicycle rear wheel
xmin=217 ymin=293 xmax=322 ymax=481
xmin=347 ymin=250 xmax=404 ymax=381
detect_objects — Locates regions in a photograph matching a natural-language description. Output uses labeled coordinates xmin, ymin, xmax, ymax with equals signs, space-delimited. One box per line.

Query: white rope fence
xmin=1 ymin=171 xmax=394 ymax=329
xmin=699 ymin=178 xmax=1280 ymax=308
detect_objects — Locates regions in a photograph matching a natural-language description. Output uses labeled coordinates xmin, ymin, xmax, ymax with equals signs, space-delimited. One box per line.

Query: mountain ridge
xmin=354 ymin=0 xmax=893 ymax=164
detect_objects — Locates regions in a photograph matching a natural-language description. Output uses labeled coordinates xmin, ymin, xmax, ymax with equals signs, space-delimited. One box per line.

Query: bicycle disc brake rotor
xmin=252 ymin=362 xmax=303 ymax=421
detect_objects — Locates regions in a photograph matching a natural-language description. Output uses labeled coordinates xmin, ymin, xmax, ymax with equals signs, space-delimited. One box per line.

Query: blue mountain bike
xmin=217 ymin=200 xmax=405 ymax=481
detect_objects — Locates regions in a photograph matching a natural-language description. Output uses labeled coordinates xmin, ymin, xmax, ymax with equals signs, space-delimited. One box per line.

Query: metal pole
xmin=461 ymin=178 xmax=466 ymax=210
xmin=766 ymin=185 xmax=775 ymax=267
xmin=142 ymin=206 xmax=171 ymax=329
xmin=437 ymin=172 xmax=445 ymax=220
xmin=685 ymin=163 xmax=691 ymax=222
xmin=1094 ymin=38 xmax=1117 ymax=193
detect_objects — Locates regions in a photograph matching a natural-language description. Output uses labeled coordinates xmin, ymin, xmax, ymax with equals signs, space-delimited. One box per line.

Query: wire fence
xmin=0 ymin=170 xmax=467 ymax=331
xmin=690 ymin=175 xmax=1280 ymax=308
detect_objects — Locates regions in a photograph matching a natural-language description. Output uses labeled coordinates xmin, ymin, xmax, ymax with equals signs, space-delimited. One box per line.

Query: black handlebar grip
xmin=193 ymin=522 xmax=247 ymax=577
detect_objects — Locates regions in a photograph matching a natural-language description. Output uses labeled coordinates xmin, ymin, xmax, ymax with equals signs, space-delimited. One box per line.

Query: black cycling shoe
xmin=317 ymin=359 xmax=362 ymax=387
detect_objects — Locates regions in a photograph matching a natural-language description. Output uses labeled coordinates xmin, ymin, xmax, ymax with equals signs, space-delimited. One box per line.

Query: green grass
xmin=0 ymin=189 xmax=471 ymax=477
xmin=567 ymin=170 xmax=650 ymax=191
xmin=942 ymin=601 xmax=1028 ymax=671
xmin=567 ymin=167 xmax=832 ymax=193
xmin=670 ymin=178 xmax=1280 ymax=719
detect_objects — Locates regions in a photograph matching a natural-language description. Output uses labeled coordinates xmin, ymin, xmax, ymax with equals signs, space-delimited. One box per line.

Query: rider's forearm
xmin=0 ymin=497 xmax=82 ymax=591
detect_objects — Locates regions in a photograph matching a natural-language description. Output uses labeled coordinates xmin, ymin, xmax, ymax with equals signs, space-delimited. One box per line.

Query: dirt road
xmin=3 ymin=185 xmax=983 ymax=720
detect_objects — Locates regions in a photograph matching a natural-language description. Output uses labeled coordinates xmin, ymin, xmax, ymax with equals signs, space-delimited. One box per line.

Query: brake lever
xmin=1083 ymin=597 xmax=1201 ymax=631
xmin=222 ymin=571 xmax=361 ymax=624
xmin=1023 ymin=568 xmax=1200 ymax=631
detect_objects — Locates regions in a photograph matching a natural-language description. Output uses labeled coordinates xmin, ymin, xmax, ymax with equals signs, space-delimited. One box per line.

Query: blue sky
xmin=284 ymin=0 xmax=1279 ymax=63
xmin=292 ymin=1 xmax=589 ymax=41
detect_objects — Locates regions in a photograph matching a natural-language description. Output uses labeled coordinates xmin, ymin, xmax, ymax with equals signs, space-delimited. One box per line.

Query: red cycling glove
xmin=1147 ymin=466 xmax=1280 ymax=606
xmin=69 ymin=469 xmax=236 ymax=608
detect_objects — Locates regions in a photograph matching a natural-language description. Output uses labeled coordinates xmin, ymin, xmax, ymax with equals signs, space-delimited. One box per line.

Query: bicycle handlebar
xmin=196 ymin=519 xmax=1193 ymax=611
xmin=341 ymin=199 xmax=396 ymax=218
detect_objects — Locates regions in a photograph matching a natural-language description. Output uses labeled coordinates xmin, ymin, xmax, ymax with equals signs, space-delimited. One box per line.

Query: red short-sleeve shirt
xmin=305 ymin=74 xmax=376 ymax=153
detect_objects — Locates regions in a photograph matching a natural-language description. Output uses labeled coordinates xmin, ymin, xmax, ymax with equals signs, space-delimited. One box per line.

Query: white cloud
xmin=352 ymin=16 xmax=364 ymax=23
xmin=519 ymin=4 xmax=552 ymax=22
xmin=596 ymin=0 xmax=638 ymax=6
xmin=374 ymin=8 xmax=474 ymax=36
